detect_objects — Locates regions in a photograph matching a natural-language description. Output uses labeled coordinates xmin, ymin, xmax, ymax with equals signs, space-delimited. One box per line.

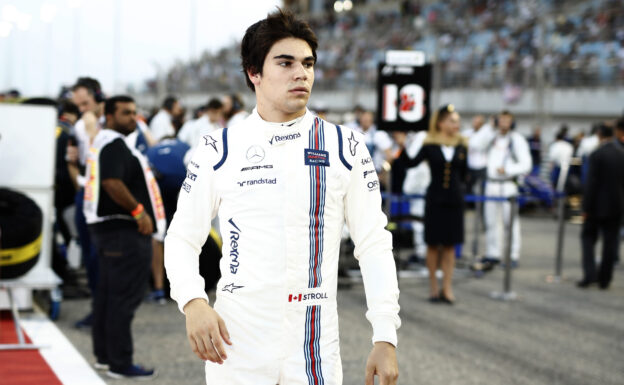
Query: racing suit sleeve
xmin=164 ymin=141 xmax=220 ymax=313
xmin=344 ymin=132 xmax=401 ymax=347
xmin=504 ymin=134 xmax=533 ymax=177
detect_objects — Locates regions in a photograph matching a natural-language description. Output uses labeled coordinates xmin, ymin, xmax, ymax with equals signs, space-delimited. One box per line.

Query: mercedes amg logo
xmin=246 ymin=145 xmax=265 ymax=163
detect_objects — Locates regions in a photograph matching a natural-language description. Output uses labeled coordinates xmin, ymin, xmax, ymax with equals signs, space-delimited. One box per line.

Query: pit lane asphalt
xmin=55 ymin=212 xmax=624 ymax=384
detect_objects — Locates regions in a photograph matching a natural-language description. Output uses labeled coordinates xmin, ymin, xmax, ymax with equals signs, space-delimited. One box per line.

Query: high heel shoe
xmin=428 ymin=296 xmax=440 ymax=303
xmin=439 ymin=290 xmax=455 ymax=305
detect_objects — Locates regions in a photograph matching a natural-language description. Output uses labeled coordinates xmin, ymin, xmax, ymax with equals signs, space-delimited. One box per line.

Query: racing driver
xmin=164 ymin=9 xmax=400 ymax=385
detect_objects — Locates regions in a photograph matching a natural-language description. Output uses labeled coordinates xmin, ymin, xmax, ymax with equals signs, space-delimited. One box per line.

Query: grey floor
xmin=55 ymin=212 xmax=624 ymax=385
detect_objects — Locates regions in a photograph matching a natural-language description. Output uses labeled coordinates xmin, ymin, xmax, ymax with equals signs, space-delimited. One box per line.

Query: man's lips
xmin=289 ymin=87 xmax=309 ymax=94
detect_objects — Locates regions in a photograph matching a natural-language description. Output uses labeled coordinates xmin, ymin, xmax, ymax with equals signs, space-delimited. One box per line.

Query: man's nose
xmin=293 ymin=62 xmax=308 ymax=81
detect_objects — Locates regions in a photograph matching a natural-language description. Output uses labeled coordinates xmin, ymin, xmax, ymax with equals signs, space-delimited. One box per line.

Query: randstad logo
xmin=288 ymin=292 xmax=328 ymax=302
xmin=269 ymin=132 xmax=301 ymax=145
xmin=229 ymin=218 xmax=241 ymax=274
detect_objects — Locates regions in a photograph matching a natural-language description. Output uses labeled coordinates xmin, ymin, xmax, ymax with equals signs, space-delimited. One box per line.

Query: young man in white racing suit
xmin=469 ymin=111 xmax=532 ymax=268
xmin=164 ymin=10 xmax=400 ymax=385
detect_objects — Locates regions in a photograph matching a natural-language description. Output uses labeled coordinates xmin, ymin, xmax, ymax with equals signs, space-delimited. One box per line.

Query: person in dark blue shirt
xmin=145 ymin=138 xmax=190 ymax=303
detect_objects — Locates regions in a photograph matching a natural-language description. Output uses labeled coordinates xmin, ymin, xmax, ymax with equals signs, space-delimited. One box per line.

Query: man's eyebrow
xmin=272 ymin=54 xmax=316 ymax=62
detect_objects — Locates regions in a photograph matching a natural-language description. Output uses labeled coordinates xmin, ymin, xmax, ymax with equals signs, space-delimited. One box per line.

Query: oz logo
xmin=381 ymin=84 xmax=426 ymax=123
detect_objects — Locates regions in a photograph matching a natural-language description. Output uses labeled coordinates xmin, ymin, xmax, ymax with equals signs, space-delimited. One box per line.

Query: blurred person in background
xmin=462 ymin=115 xmax=489 ymax=197
xmin=395 ymin=104 xmax=467 ymax=304
xmin=578 ymin=124 xmax=624 ymax=290
xmin=149 ymin=96 xmax=181 ymax=142
xmin=344 ymin=104 xmax=365 ymax=130
xmin=470 ymin=110 xmax=532 ymax=270
xmin=577 ymin=124 xmax=600 ymax=184
xmin=399 ymin=129 xmax=431 ymax=265
xmin=55 ymin=100 xmax=80 ymax=248
xmin=84 ymin=95 xmax=165 ymax=380
xmin=68 ymin=76 xmax=106 ymax=329
xmin=358 ymin=110 xmax=394 ymax=179
xmin=145 ymin=137 xmax=191 ymax=305
xmin=222 ymin=93 xmax=248 ymax=127
xmin=616 ymin=118 xmax=624 ymax=148
xmin=527 ymin=126 xmax=542 ymax=176
xmin=165 ymin=9 xmax=399 ymax=385
xmin=178 ymin=98 xmax=224 ymax=151
xmin=548 ymin=126 xmax=574 ymax=188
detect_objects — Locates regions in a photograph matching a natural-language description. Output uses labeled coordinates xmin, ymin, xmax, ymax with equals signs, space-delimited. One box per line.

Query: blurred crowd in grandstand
xmin=147 ymin=0 xmax=624 ymax=94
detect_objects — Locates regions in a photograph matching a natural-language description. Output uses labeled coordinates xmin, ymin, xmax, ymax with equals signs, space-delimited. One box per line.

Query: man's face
xmin=108 ymin=102 xmax=137 ymax=136
xmin=360 ymin=112 xmax=374 ymax=131
xmin=498 ymin=114 xmax=513 ymax=134
xmin=221 ymin=96 xmax=232 ymax=115
xmin=72 ymin=87 xmax=98 ymax=114
xmin=249 ymin=37 xmax=315 ymax=121
xmin=206 ymin=108 xmax=223 ymax=124
xmin=472 ymin=115 xmax=484 ymax=130
xmin=170 ymin=101 xmax=182 ymax=117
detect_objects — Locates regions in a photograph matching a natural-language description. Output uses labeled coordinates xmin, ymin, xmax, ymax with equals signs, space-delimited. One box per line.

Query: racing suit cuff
xmin=178 ymin=293 xmax=210 ymax=315
xmin=371 ymin=317 xmax=398 ymax=347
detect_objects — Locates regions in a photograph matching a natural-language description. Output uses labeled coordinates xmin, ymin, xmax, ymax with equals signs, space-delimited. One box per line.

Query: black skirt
xmin=424 ymin=201 xmax=464 ymax=246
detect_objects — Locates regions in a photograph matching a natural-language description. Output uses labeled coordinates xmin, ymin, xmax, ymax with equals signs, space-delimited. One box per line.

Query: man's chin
xmin=286 ymin=98 xmax=309 ymax=112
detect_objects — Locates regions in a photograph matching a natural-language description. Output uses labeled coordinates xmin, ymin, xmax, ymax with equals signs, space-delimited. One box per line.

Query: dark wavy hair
xmin=241 ymin=8 xmax=318 ymax=92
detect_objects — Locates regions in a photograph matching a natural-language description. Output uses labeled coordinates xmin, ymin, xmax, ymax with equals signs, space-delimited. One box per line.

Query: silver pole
xmin=550 ymin=161 xmax=570 ymax=282
xmin=503 ymin=197 xmax=516 ymax=293
xmin=8 ymin=289 xmax=25 ymax=345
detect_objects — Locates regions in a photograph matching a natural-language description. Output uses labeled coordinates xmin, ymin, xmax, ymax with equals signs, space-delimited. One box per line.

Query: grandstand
xmin=144 ymin=0 xmax=623 ymax=94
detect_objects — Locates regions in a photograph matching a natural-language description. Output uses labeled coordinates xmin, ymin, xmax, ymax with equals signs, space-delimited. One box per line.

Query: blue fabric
xmin=145 ymin=139 xmax=190 ymax=193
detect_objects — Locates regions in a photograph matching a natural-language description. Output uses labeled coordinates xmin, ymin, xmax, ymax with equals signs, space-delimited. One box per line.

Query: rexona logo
xmin=228 ymin=218 xmax=241 ymax=274
xmin=237 ymin=178 xmax=277 ymax=187
xmin=288 ymin=292 xmax=328 ymax=302
xmin=269 ymin=132 xmax=301 ymax=145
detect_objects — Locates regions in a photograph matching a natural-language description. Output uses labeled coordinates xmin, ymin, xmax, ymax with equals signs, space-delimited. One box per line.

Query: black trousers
xmin=581 ymin=216 xmax=621 ymax=286
xmin=90 ymin=226 xmax=152 ymax=371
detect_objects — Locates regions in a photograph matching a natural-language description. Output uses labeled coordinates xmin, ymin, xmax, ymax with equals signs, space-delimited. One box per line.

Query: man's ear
xmin=247 ymin=68 xmax=261 ymax=87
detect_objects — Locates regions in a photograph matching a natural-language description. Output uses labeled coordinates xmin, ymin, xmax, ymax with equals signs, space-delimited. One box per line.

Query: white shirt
xmin=73 ymin=115 xmax=105 ymax=167
xmin=463 ymin=125 xmax=490 ymax=170
xmin=577 ymin=135 xmax=599 ymax=158
xmin=548 ymin=140 xmax=574 ymax=167
xmin=402 ymin=131 xmax=431 ymax=194
xmin=177 ymin=115 xmax=222 ymax=150
xmin=149 ymin=109 xmax=175 ymax=142
xmin=226 ymin=110 xmax=249 ymax=128
xmin=470 ymin=125 xmax=533 ymax=184
xmin=441 ymin=145 xmax=455 ymax=162
xmin=358 ymin=125 xmax=393 ymax=172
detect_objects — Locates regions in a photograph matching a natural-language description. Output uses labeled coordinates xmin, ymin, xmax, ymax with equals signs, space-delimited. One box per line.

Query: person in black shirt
xmin=396 ymin=104 xmax=467 ymax=304
xmin=86 ymin=95 xmax=157 ymax=380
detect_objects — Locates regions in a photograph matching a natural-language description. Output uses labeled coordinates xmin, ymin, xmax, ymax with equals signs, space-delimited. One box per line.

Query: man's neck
xmin=256 ymin=106 xmax=306 ymax=123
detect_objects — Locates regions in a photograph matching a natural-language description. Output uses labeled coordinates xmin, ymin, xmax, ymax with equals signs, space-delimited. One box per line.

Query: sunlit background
xmin=0 ymin=0 xmax=282 ymax=95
